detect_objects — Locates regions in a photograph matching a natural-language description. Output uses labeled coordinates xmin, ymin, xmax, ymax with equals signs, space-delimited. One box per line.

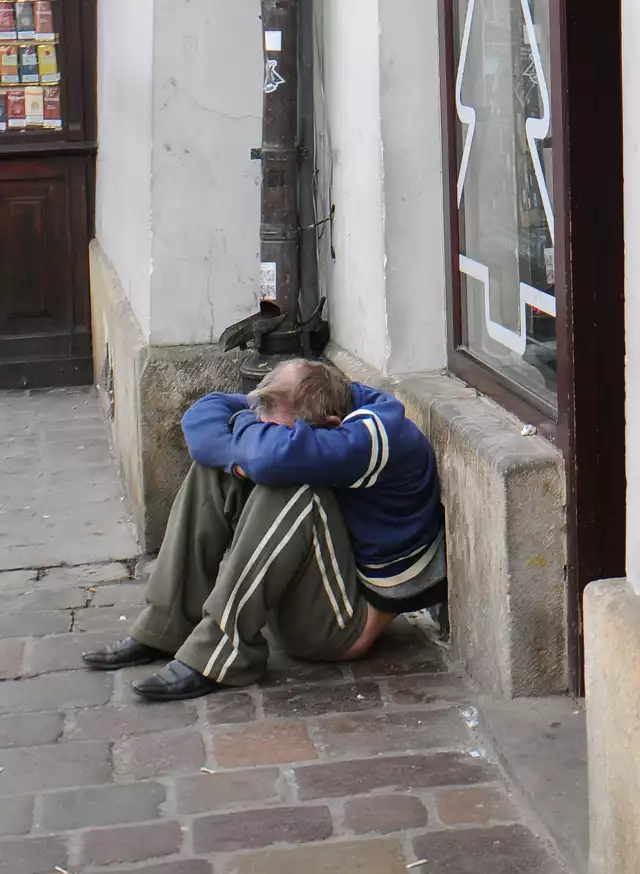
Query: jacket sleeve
xmin=229 ymin=409 xmax=391 ymax=488
xmin=181 ymin=393 xmax=249 ymax=469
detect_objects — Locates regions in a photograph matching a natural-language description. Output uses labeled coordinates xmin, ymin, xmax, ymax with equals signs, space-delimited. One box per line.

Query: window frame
xmin=438 ymin=0 xmax=568 ymax=441
xmin=438 ymin=0 xmax=627 ymax=697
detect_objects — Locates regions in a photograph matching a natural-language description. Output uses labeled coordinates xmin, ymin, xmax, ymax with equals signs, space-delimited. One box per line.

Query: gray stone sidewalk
xmin=0 ymin=387 xmax=138 ymax=570
xmin=0 ymin=388 xmax=568 ymax=874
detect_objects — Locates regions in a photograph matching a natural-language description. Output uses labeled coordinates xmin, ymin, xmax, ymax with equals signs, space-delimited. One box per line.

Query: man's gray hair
xmin=248 ymin=359 xmax=353 ymax=426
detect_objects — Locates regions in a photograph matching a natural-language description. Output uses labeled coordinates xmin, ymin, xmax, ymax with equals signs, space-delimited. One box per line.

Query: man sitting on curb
xmin=82 ymin=360 xmax=447 ymax=702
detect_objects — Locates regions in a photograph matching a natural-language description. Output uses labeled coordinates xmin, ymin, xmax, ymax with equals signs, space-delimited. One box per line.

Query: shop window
xmin=442 ymin=0 xmax=557 ymax=416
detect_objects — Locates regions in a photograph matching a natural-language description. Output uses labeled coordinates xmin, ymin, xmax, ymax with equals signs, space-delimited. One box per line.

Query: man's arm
xmin=181 ymin=393 xmax=249 ymax=469
xmin=230 ymin=408 xmax=391 ymax=488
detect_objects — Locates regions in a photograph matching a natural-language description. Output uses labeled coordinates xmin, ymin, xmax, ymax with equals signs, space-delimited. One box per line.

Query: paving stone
xmin=385 ymin=673 xmax=469 ymax=705
xmin=214 ymin=722 xmax=318 ymax=768
xmin=0 ymin=587 xmax=87 ymax=613
xmin=39 ymin=562 xmax=131 ymax=589
xmin=92 ymin=582 xmax=147 ymax=607
xmin=226 ymin=838 xmax=407 ymax=874
xmin=194 ymin=805 xmax=333 ymax=853
xmin=74 ymin=605 xmax=144 ymax=632
xmin=0 ymin=794 xmax=34 ymax=836
xmin=312 ymin=708 xmax=467 ymax=757
xmin=413 ymin=825 xmax=563 ymax=873
xmin=176 ymin=768 xmax=283 ymax=814
xmin=0 ymin=638 xmax=24 ymax=679
xmin=135 ymin=557 xmax=158 ymax=581
xmin=344 ymin=794 xmax=428 ymax=834
xmin=0 ymin=711 xmax=64 ymax=748
xmin=0 ymin=740 xmax=111 ymax=792
xmin=43 ymin=438 xmax=113 ymax=466
xmin=295 ymin=752 xmax=498 ymax=800
xmin=24 ymin=631 xmax=117 ymax=675
xmin=263 ymin=682 xmax=382 ymax=718
xmin=0 ymin=670 xmax=112 ymax=713
xmin=114 ymin=729 xmax=205 ymax=778
xmin=107 ymin=864 xmax=212 ymax=874
xmin=206 ymin=691 xmax=258 ymax=725
xmin=436 ymin=785 xmax=518 ymax=826
xmin=0 ymin=610 xmax=70 ymax=638
xmin=79 ymin=821 xmax=184 ymax=866
xmin=260 ymin=654 xmax=345 ymax=688
xmin=0 ymin=570 xmax=37 ymax=592
xmin=0 ymin=836 xmax=67 ymax=874
xmin=66 ymin=701 xmax=197 ymax=741
xmin=41 ymin=781 xmax=166 ymax=831
xmin=352 ymin=622 xmax=447 ymax=678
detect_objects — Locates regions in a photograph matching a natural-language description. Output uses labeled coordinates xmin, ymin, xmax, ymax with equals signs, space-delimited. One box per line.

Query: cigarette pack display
xmin=0 ymin=93 xmax=6 ymax=131
xmin=25 ymin=84 xmax=42 ymax=123
xmin=0 ymin=45 xmax=19 ymax=84
xmin=42 ymin=83 xmax=60 ymax=127
xmin=15 ymin=1 xmax=35 ymax=39
xmin=0 ymin=2 xmax=17 ymax=38
xmin=7 ymin=88 xmax=26 ymax=128
xmin=34 ymin=0 xmax=53 ymax=40
xmin=19 ymin=44 xmax=39 ymax=83
xmin=37 ymin=43 xmax=58 ymax=82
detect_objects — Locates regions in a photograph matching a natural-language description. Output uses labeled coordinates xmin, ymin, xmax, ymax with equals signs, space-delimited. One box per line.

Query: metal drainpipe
xmin=240 ymin=0 xmax=302 ymax=389
xmin=297 ymin=0 xmax=319 ymax=324
xmin=219 ymin=0 xmax=328 ymax=391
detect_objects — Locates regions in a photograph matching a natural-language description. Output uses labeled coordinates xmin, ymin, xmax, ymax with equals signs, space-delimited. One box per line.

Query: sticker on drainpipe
xmin=265 ymin=30 xmax=282 ymax=52
xmin=260 ymin=262 xmax=277 ymax=300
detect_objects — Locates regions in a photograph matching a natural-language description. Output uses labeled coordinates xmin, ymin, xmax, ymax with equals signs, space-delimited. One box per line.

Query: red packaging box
xmin=7 ymin=88 xmax=26 ymax=128
xmin=34 ymin=0 xmax=53 ymax=39
xmin=43 ymin=84 xmax=60 ymax=128
xmin=0 ymin=2 xmax=17 ymax=38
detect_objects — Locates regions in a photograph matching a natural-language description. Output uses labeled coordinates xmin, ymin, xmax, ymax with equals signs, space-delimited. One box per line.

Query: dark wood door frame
xmin=438 ymin=0 xmax=626 ymax=696
xmin=552 ymin=0 xmax=626 ymax=696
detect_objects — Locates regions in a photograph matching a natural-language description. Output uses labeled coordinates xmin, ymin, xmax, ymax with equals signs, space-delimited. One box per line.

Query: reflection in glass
xmin=455 ymin=0 xmax=556 ymax=405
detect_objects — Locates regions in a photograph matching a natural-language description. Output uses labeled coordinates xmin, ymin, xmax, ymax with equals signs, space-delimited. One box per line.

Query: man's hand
xmin=234 ymin=465 xmax=249 ymax=479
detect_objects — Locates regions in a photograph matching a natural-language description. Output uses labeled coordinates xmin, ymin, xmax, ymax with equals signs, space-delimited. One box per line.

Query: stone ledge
xmin=90 ymin=239 xmax=248 ymax=552
xmin=327 ymin=343 xmax=567 ymax=698
xmin=585 ymin=578 xmax=640 ymax=874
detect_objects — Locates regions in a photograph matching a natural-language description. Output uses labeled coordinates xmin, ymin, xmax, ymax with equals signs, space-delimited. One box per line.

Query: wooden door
xmin=0 ymin=155 xmax=92 ymax=387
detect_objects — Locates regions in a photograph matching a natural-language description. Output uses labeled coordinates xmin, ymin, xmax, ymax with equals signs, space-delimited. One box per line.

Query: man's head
xmin=248 ymin=360 xmax=353 ymax=428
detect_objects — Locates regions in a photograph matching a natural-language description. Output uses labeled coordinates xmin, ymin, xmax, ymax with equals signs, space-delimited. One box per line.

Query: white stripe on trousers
xmin=214 ymin=502 xmax=314 ymax=682
xmin=313 ymin=493 xmax=354 ymax=623
xmin=313 ymin=526 xmax=346 ymax=630
xmin=202 ymin=485 xmax=310 ymax=678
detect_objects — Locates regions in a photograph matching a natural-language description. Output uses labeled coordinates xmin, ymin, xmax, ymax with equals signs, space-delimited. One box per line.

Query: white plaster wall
xmin=316 ymin=0 xmax=447 ymax=375
xmin=149 ymin=0 xmax=263 ymax=346
xmin=95 ymin=0 xmax=154 ymax=340
xmin=622 ymin=0 xmax=640 ymax=592
xmin=318 ymin=0 xmax=389 ymax=373
xmin=378 ymin=0 xmax=447 ymax=374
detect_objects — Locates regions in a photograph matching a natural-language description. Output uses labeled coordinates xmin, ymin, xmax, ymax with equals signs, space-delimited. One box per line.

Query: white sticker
xmin=264 ymin=59 xmax=285 ymax=94
xmin=265 ymin=30 xmax=282 ymax=52
xmin=260 ymin=262 xmax=277 ymax=300
xmin=544 ymin=247 xmax=555 ymax=285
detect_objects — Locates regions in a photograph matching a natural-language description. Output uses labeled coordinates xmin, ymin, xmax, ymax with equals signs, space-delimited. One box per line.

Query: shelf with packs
xmin=0 ymin=0 xmax=57 ymax=42
xmin=0 ymin=2 xmax=61 ymax=132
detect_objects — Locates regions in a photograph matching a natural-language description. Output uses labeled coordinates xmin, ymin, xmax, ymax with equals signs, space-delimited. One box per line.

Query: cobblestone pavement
xmin=0 ymin=387 xmax=138 ymax=571
xmin=0 ymin=389 xmax=567 ymax=874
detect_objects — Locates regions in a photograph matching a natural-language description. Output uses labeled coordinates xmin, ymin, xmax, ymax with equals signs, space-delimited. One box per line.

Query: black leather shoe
xmin=131 ymin=660 xmax=221 ymax=702
xmin=82 ymin=637 xmax=168 ymax=671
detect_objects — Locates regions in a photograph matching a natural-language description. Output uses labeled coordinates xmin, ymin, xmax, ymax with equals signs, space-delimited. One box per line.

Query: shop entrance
xmin=0 ymin=0 xmax=96 ymax=388
xmin=439 ymin=0 xmax=626 ymax=695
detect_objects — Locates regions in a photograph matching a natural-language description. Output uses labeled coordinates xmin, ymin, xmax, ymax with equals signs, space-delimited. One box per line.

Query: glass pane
xmin=0 ymin=1 xmax=63 ymax=136
xmin=455 ymin=0 xmax=556 ymax=405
